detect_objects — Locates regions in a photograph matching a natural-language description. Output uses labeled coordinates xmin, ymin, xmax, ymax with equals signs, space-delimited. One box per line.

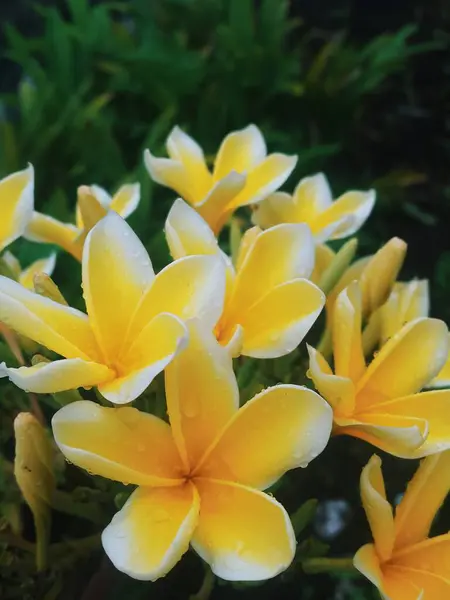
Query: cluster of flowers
xmin=1 ymin=125 xmax=450 ymax=597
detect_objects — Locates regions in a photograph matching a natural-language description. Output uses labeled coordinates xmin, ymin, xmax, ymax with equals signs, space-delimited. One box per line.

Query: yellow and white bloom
xmin=0 ymin=165 xmax=34 ymax=252
xmin=355 ymin=452 xmax=450 ymax=599
xmin=0 ymin=212 xmax=226 ymax=404
xmin=25 ymin=183 xmax=140 ymax=261
xmin=2 ymin=251 xmax=56 ymax=289
xmin=308 ymin=282 xmax=450 ymax=458
xmin=52 ymin=321 xmax=333 ymax=581
xmin=145 ymin=125 xmax=297 ymax=234
xmin=252 ymin=173 xmax=375 ymax=243
xmin=165 ymin=199 xmax=325 ymax=358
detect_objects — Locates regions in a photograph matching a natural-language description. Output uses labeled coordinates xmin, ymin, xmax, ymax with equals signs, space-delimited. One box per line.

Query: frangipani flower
xmin=308 ymin=282 xmax=450 ymax=458
xmin=0 ymin=165 xmax=34 ymax=252
xmin=374 ymin=280 xmax=450 ymax=389
xmin=354 ymin=452 xmax=450 ymax=599
xmin=165 ymin=199 xmax=325 ymax=358
xmin=2 ymin=251 xmax=56 ymax=290
xmin=51 ymin=321 xmax=333 ymax=581
xmin=25 ymin=183 xmax=140 ymax=261
xmin=0 ymin=212 xmax=226 ymax=404
xmin=252 ymin=173 xmax=375 ymax=243
xmin=145 ymin=124 xmax=297 ymax=234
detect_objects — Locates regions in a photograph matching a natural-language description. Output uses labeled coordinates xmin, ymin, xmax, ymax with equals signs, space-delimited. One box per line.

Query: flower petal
xmin=227 ymin=153 xmax=297 ymax=209
xmin=52 ymin=401 xmax=184 ymax=486
xmin=293 ymin=173 xmax=333 ymax=217
xmin=192 ymin=479 xmax=295 ymax=581
xmin=312 ymin=190 xmax=376 ymax=241
xmin=429 ymin=340 xmax=450 ymax=388
xmin=360 ymin=455 xmax=395 ymax=562
xmin=25 ymin=212 xmax=81 ymax=259
xmin=102 ymin=483 xmax=199 ymax=581
xmin=165 ymin=320 xmax=239 ymax=471
xmin=213 ymin=124 xmax=267 ymax=181
xmin=100 ymin=313 xmax=188 ymax=405
xmin=251 ymin=192 xmax=296 ymax=229
xmin=126 ymin=255 xmax=226 ymax=344
xmin=109 ymin=183 xmax=141 ymax=219
xmin=19 ymin=253 xmax=57 ymax=289
xmin=332 ymin=283 xmax=366 ymax=382
xmin=307 ymin=345 xmax=355 ymax=415
xmin=82 ymin=212 xmax=154 ymax=363
xmin=353 ymin=544 xmax=385 ymax=592
xmin=165 ymin=198 xmax=219 ymax=260
xmin=393 ymin=535 xmax=450 ymax=578
xmin=356 ymin=319 xmax=449 ymax=410
xmin=311 ymin=243 xmax=336 ymax=285
xmin=229 ymin=279 xmax=324 ymax=359
xmin=363 ymin=390 xmax=450 ymax=458
xmin=196 ymin=384 xmax=332 ymax=489
xmin=0 ymin=165 xmax=34 ymax=251
xmin=383 ymin=566 xmax=433 ymax=600
xmin=380 ymin=280 xmax=429 ymax=345
xmin=144 ymin=150 xmax=197 ymax=206
xmin=195 ymin=171 xmax=246 ymax=233
xmin=394 ymin=452 xmax=450 ymax=549
xmin=0 ymin=275 xmax=99 ymax=360
xmin=1 ymin=359 xmax=113 ymax=394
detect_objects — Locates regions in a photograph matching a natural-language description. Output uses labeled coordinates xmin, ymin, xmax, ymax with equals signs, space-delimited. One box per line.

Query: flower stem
xmin=190 ymin=567 xmax=215 ymax=600
xmin=302 ymin=557 xmax=356 ymax=574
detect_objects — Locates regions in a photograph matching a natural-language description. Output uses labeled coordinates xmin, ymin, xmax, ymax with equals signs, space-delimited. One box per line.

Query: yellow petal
xmin=102 ymin=482 xmax=199 ymax=581
xmin=165 ymin=198 xmax=219 ymax=260
xmin=195 ymin=171 xmax=246 ymax=234
xmin=292 ymin=173 xmax=333 ymax=218
xmin=227 ymin=153 xmax=297 ymax=209
xmin=109 ymin=183 xmax=140 ymax=219
xmin=19 ymin=253 xmax=57 ymax=290
xmin=192 ymin=479 xmax=295 ymax=581
xmin=213 ymin=124 xmax=267 ymax=181
xmin=0 ymin=275 xmax=99 ymax=360
xmin=353 ymin=544 xmax=385 ymax=592
xmin=166 ymin=126 xmax=212 ymax=201
xmin=99 ymin=313 xmax=188 ymax=405
xmin=311 ymin=243 xmax=336 ymax=285
xmin=0 ymin=165 xmax=34 ymax=251
xmin=251 ymin=192 xmax=296 ymax=229
xmin=165 ymin=320 xmax=239 ymax=471
xmin=1 ymin=358 xmax=113 ymax=393
xmin=196 ymin=385 xmax=332 ymax=489
xmin=52 ymin=401 xmax=184 ymax=486
xmin=382 ymin=566 xmax=424 ymax=600
xmin=393 ymin=535 xmax=450 ymax=579
xmin=364 ymin=390 xmax=450 ymax=458
xmin=394 ymin=451 xmax=450 ymax=549
xmin=25 ymin=212 xmax=81 ymax=259
xmin=337 ymin=414 xmax=427 ymax=457
xmin=82 ymin=212 xmax=154 ymax=363
xmin=126 ymin=255 xmax=226 ymax=344
xmin=380 ymin=280 xmax=429 ymax=345
xmin=230 ymin=279 xmax=325 ymax=359
xmin=226 ymin=223 xmax=316 ymax=324
xmin=360 ymin=455 xmax=395 ymax=562
xmin=386 ymin=567 xmax=450 ymax=599
xmin=1 ymin=251 xmax=21 ymax=278
xmin=144 ymin=150 xmax=196 ymax=205
xmin=311 ymin=190 xmax=375 ymax=242
xmin=307 ymin=345 xmax=355 ymax=416
xmin=332 ymin=283 xmax=366 ymax=382
xmin=429 ymin=339 xmax=450 ymax=388
xmin=356 ymin=319 xmax=449 ymax=410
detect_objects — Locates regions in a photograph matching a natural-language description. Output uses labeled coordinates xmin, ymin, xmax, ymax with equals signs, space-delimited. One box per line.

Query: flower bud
xmin=33 ymin=272 xmax=68 ymax=306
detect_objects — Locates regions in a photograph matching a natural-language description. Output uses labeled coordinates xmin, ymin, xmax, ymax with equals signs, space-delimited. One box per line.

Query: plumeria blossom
xmin=165 ymin=199 xmax=325 ymax=358
xmin=0 ymin=165 xmax=34 ymax=252
xmin=0 ymin=212 xmax=226 ymax=404
xmin=145 ymin=124 xmax=297 ymax=234
xmin=307 ymin=282 xmax=450 ymax=458
xmin=354 ymin=452 xmax=450 ymax=599
xmin=51 ymin=321 xmax=333 ymax=581
xmin=25 ymin=183 xmax=140 ymax=261
xmin=252 ymin=173 xmax=375 ymax=243
xmin=2 ymin=251 xmax=56 ymax=290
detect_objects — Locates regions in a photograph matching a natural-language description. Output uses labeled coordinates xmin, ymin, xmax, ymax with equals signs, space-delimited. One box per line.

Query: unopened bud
xmin=33 ymin=273 xmax=68 ymax=306
xmin=319 ymin=238 xmax=358 ymax=295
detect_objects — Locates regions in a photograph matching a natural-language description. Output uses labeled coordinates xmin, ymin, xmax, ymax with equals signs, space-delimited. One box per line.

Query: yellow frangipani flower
xmin=374 ymin=279 xmax=450 ymax=389
xmin=252 ymin=172 xmax=375 ymax=243
xmin=308 ymin=282 xmax=450 ymax=458
xmin=0 ymin=212 xmax=226 ymax=404
xmin=0 ymin=165 xmax=34 ymax=252
xmin=165 ymin=199 xmax=325 ymax=358
xmin=2 ymin=251 xmax=56 ymax=290
xmin=25 ymin=183 xmax=140 ymax=261
xmin=51 ymin=321 xmax=333 ymax=581
xmin=354 ymin=452 xmax=450 ymax=599
xmin=145 ymin=124 xmax=297 ymax=234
